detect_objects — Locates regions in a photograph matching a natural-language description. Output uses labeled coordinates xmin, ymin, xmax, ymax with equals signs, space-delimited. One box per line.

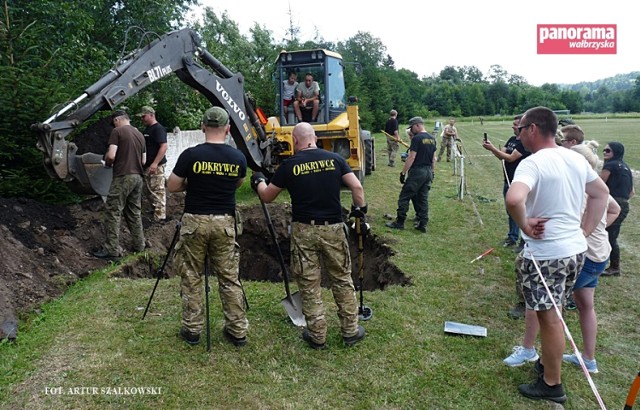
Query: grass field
xmin=1 ymin=117 xmax=638 ymax=409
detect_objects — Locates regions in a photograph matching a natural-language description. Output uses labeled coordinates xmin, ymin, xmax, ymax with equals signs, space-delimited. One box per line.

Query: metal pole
xmin=204 ymin=255 xmax=211 ymax=352
xmin=142 ymin=220 xmax=182 ymax=320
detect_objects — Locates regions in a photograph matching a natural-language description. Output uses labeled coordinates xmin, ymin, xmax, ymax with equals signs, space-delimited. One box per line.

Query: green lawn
xmin=1 ymin=117 xmax=638 ymax=409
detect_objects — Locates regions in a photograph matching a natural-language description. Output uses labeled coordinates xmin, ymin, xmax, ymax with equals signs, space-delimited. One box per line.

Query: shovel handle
xmin=259 ymin=200 xmax=294 ymax=299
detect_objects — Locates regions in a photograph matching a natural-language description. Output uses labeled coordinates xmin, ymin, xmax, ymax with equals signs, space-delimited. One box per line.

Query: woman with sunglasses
xmin=600 ymin=142 xmax=635 ymax=276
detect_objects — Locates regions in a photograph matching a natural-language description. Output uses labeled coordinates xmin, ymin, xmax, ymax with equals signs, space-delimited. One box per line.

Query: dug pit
xmin=0 ymin=194 xmax=410 ymax=341
xmin=114 ymin=200 xmax=411 ymax=291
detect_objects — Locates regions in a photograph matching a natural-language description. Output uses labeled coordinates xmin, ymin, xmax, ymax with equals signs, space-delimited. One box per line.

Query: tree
xmin=0 ymin=0 xmax=198 ymax=202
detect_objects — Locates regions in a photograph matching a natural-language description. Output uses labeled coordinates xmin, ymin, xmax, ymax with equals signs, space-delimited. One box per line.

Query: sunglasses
xmin=603 ymin=148 xmax=611 ymax=153
xmin=516 ymin=123 xmax=534 ymax=132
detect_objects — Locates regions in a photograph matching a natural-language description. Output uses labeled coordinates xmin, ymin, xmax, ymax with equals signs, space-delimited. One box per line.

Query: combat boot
xmin=386 ymin=220 xmax=404 ymax=230
xmin=602 ymin=259 xmax=621 ymax=276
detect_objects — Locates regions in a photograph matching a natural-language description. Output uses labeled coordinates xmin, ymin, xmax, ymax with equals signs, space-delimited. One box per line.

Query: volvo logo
xmin=216 ymin=79 xmax=246 ymax=121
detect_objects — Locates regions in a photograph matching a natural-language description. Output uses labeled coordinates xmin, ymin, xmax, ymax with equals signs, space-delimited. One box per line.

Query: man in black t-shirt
xmin=482 ymin=115 xmax=532 ymax=320
xmin=386 ymin=116 xmax=437 ymax=233
xmin=482 ymin=114 xmax=531 ymax=250
xmin=167 ymin=107 xmax=248 ymax=347
xmin=384 ymin=109 xmax=400 ymax=167
xmin=253 ymin=122 xmax=367 ymax=349
xmin=138 ymin=106 xmax=168 ymax=221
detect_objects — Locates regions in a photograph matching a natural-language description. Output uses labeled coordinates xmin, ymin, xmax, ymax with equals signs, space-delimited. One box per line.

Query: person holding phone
xmin=482 ymin=115 xmax=531 ymax=321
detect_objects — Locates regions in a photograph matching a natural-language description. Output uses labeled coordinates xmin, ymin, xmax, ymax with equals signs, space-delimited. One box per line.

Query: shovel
xmin=259 ymin=200 xmax=306 ymax=327
xmin=354 ymin=215 xmax=373 ymax=321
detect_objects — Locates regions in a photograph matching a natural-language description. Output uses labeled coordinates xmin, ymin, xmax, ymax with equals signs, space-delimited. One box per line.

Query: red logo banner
xmin=537 ymin=24 xmax=617 ymax=54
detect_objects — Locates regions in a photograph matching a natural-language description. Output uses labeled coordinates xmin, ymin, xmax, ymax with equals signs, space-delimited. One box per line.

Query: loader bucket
xmin=69 ymin=153 xmax=113 ymax=197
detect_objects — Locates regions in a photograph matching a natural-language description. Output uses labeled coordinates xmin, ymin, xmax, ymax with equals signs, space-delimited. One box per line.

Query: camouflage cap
xmin=202 ymin=106 xmax=229 ymax=127
xmin=408 ymin=116 xmax=424 ymax=127
xmin=137 ymin=106 xmax=155 ymax=116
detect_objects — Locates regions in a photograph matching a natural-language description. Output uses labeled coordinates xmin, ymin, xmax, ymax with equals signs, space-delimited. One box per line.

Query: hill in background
xmin=560 ymin=71 xmax=640 ymax=92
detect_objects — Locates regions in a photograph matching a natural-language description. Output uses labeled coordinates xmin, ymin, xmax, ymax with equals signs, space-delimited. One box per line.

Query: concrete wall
xmin=165 ymin=129 xmax=204 ymax=175
xmin=165 ymin=129 xmax=239 ymax=175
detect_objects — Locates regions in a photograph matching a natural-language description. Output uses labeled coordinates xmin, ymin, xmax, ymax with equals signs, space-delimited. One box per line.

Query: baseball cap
xmin=137 ymin=106 xmax=155 ymax=116
xmin=202 ymin=107 xmax=230 ymax=127
xmin=408 ymin=116 xmax=424 ymax=127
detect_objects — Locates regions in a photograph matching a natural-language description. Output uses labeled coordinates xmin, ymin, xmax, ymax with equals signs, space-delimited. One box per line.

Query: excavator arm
xmin=31 ymin=28 xmax=271 ymax=196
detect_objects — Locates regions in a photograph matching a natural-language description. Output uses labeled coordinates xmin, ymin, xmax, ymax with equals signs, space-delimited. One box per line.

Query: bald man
xmin=252 ymin=122 xmax=367 ymax=349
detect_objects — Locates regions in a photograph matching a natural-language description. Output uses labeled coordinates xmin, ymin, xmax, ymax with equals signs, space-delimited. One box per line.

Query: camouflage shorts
xmin=516 ymin=252 xmax=584 ymax=311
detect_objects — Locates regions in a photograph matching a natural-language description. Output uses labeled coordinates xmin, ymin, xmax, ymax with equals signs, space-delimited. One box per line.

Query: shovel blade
xmin=282 ymin=291 xmax=306 ymax=327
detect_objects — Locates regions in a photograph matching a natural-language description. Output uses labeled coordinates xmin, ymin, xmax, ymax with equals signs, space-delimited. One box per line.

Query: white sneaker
xmin=563 ymin=353 xmax=599 ymax=373
xmin=503 ymin=346 xmax=539 ymax=367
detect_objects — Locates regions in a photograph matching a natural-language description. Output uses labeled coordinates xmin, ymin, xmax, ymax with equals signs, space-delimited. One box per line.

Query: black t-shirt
xmin=603 ymin=159 xmax=633 ymax=199
xmin=503 ymin=135 xmax=531 ymax=183
xmin=142 ymin=122 xmax=168 ymax=167
xmin=172 ymin=143 xmax=247 ymax=215
xmin=384 ymin=117 xmax=398 ymax=136
xmin=409 ymin=132 xmax=437 ymax=168
xmin=270 ymin=148 xmax=352 ymax=223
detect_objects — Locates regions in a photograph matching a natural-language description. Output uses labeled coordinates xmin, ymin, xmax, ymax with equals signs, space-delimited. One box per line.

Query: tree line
xmin=1 ymin=1 xmax=639 ymax=202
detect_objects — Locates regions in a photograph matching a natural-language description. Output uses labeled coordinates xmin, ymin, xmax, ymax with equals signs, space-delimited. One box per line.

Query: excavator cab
xmin=271 ymin=49 xmax=373 ymax=182
xmin=275 ymin=50 xmax=346 ymax=126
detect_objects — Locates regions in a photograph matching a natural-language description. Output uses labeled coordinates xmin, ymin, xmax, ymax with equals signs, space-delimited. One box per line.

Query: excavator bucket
xmin=69 ymin=153 xmax=113 ymax=197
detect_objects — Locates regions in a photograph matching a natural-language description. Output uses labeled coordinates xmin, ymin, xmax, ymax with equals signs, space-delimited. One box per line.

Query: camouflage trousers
xmin=174 ymin=213 xmax=248 ymax=337
xmin=387 ymin=139 xmax=399 ymax=166
xmin=103 ymin=174 xmax=145 ymax=255
xmin=438 ymin=136 xmax=455 ymax=161
xmin=143 ymin=164 xmax=166 ymax=221
xmin=290 ymin=222 xmax=358 ymax=343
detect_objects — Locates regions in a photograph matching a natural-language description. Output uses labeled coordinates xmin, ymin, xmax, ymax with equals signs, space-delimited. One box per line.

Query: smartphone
xmin=483 ymin=132 xmax=488 ymax=142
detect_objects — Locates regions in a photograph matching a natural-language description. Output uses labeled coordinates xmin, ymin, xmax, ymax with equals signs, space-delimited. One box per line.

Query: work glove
xmin=349 ymin=205 xmax=370 ymax=235
xmin=251 ymin=172 xmax=267 ymax=192
xmin=399 ymin=172 xmax=406 ymax=184
xmin=349 ymin=204 xmax=368 ymax=219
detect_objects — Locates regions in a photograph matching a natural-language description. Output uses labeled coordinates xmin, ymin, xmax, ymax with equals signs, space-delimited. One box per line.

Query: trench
xmin=113 ymin=203 xmax=411 ymax=292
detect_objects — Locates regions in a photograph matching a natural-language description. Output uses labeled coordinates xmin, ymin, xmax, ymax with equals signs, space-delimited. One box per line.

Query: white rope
xmin=501 ymin=159 xmax=512 ymax=190
xmin=527 ymin=249 xmax=607 ymax=410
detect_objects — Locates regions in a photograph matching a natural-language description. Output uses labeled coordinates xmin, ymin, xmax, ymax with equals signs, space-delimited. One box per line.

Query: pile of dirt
xmin=0 ymin=194 xmax=409 ymax=341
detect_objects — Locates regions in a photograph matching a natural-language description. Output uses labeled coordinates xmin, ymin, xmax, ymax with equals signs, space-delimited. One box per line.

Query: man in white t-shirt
xmin=506 ymin=106 xmax=608 ymax=404
xmin=282 ymin=72 xmax=298 ymax=110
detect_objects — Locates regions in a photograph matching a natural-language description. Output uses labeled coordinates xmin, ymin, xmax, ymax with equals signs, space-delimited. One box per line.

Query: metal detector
xmin=354 ymin=215 xmax=373 ymax=321
xmin=141 ymin=220 xmax=182 ymax=320
xmin=259 ymin=200 xmax=306 ymax=327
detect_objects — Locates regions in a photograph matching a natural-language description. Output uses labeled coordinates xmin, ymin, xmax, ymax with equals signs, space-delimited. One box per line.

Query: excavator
xmin=31 ymin=28 xmax=374 ymax=197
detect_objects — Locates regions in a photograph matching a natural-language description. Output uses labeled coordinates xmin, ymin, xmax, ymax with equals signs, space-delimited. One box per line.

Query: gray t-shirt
xmin=296 ymin=81 xmax=319 ymax=99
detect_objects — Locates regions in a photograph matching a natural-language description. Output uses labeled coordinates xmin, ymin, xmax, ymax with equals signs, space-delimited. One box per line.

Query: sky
xmin=194 ymin=0 xmax=638 ymax=87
